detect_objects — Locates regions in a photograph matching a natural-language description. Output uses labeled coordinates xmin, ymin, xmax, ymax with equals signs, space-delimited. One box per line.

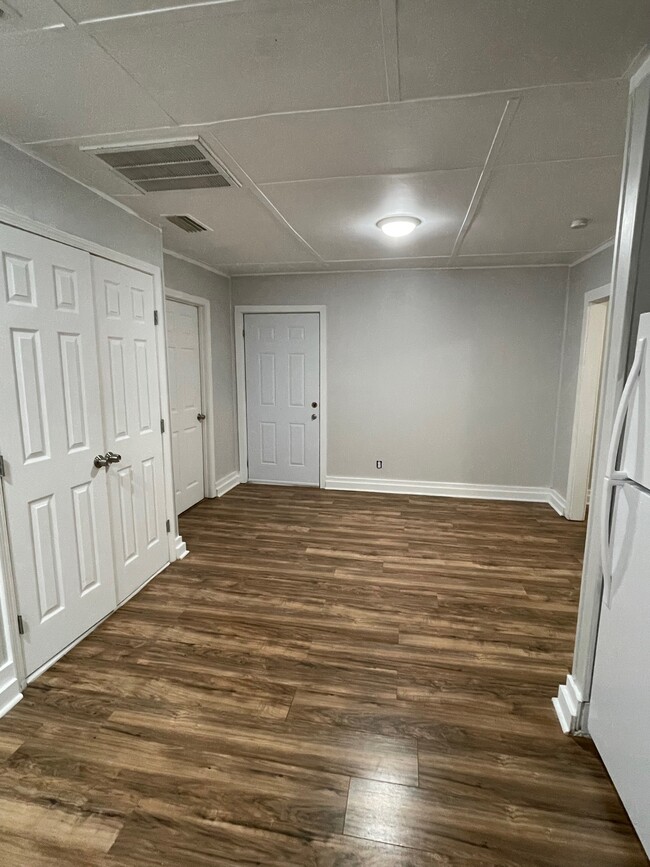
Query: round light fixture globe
xmin=376 ymin=216 xmax=422 ymax=237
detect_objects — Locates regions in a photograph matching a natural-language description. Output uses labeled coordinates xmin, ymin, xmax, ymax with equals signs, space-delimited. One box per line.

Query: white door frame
xmin=235 ymin=305 xmax=327 ymax=488
xmin=165 ymin=288 xmax=217 ymax=505
xmin=0 ymin=206 xmax=184 ymax=689
xmin=565 ymin=284 xmax=611 ymax=521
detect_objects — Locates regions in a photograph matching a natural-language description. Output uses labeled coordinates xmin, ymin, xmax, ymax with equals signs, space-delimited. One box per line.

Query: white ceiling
xmin=0 ymin=0 xmax=647 ymax=275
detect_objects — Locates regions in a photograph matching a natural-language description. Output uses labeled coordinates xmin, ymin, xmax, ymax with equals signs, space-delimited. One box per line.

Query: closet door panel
xmin=92 ymin=258 xmax=168 ymax=602
xmin=0 ymin=224 xmax=116 ymax=675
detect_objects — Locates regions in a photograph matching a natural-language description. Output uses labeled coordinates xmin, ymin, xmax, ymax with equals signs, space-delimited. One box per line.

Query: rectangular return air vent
xmin=84 ymin=139 xmax=239 ymax=193
xmin=164 ymin=215 xmax=210 ymax=233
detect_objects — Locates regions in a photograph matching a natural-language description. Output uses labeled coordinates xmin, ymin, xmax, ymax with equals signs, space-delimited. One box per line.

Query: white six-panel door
xmin=166 ymin=299 xmax=205 ymax=513
xmin=0 ymin=225 xmax=116 ymax=675
xmin=244 ymin=312 xmax=320 ymax=485
xmin=92 ymin=258 xmax=169 ymax=603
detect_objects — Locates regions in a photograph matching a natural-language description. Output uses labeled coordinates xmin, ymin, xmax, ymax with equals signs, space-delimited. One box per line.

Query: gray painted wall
xmin=233 ymin=268 xmax=568 ymax=489
xmin=552 ymin=245 xmax=615 ymax=499
xmin=0 ymin=139 xmax=162 ymax=265
xmin=163 ymin=254 xmax=238 ymax=483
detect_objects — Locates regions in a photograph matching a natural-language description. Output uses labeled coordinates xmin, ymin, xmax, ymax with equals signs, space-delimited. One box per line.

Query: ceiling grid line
xmin=203 ymin=129 xmax=326 ymax=263
xmin=77 ymin=0 xmax=244 ymax=25
xmin=21 ymin=77 xmax=630 ymax=146
xmin=379 ymin=0 xmax=401 ymax=102
xmin=450 ymin=98 xmax=520 ymax=259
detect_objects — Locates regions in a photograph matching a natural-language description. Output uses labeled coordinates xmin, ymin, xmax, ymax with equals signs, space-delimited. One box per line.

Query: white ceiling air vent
xmin=83 ymin=139 xmax=240 ymax=193
xmin=164 ymin=215 xmax=211 ymax=233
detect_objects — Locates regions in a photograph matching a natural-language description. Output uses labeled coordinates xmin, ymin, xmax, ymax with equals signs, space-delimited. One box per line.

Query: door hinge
xmin=17 ymin=615 xmax=24 ymax=635
xmin=160 ymin=418 xmax=165 ymax=434
xmin=154 ymin=309 xmax=159 ymax=325
xmin=0 ymin=455 xmax=5 ymax=478
xmin=166 ymin=519 xmax=171 ymax=533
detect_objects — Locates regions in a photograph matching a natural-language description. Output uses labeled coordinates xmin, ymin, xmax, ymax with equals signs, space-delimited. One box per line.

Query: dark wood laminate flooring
xmin=0 ymin=485 xmax=646 ymax=865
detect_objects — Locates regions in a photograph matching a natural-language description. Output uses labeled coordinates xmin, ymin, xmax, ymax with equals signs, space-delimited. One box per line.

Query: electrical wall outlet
xmin=376 ymin=460 xmax=383 ymax=470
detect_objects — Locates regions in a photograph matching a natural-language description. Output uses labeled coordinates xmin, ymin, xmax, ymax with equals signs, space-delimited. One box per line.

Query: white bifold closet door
xmin=244 ymin=312 xmax=320 ymax=486
xmin=0 ymin=224 xmax=116 ymax=675
xmin=92 ymin=258 xmax=169 ymax=603
xmin=166 ymin=299 xmax=205 ymax=514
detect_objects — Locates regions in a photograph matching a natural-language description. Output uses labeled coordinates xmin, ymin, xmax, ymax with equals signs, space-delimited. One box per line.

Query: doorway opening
xmin=234 ymin=305 xmax=327 ymax=488
xmin=565 ymin=285 xmax=611 ymax=521
xmin=165 ymin=288 xmax=216 ymax=515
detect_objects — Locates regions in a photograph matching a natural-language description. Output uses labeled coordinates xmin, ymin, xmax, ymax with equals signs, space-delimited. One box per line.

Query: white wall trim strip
xmin=173 ymin=535 xmax=189 ymax=560
xmin=552 ymin=674 xmax=584 ymax=734
xmin=0 ymin=686 xmax=22 ymax=721
xmin=547 ymin=489 xmax=567 ymax=516
xmin=569 ymin=239 xmax=615 ymax=269
xmin=216 ymin=470 xmax=241 ymax=497
xmin=325 ymin=475 xmax=561 ymax=507
xmin=163 ymin=247 xmax=230 ymax=280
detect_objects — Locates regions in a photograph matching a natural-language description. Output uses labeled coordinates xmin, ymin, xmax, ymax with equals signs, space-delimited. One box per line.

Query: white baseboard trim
xmin=553 ymin=674 xmax=583 ymax=734
xmin=0 ymin=681 xmax=22 ymax=720
xmin=173 ymin=535 xmax=189 ymax=560
xmin=325 ymin=475 xmax=558 ymax=506
xmin=216 ymin=470 xmax=241 ymax=497
xmin=547 ymin=489 xmax=566 ymax=516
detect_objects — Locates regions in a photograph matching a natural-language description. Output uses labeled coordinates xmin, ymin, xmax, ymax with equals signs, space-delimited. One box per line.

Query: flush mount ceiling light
xmin=570 ymin=217 xmax=590 ymax=229
xmin=376 ymin=216 xmax=422 ymax=237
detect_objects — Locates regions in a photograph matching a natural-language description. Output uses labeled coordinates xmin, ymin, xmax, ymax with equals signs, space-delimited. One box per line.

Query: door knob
xmin=197 ymin=413 xmax=206 ymax=421
xmin=94 ymin=454 xmax=109 ymax=468
xmin=311 ymin=413 xmax=318 ymax=420
xmin=105 ymin=451 xmax=121 ymax=464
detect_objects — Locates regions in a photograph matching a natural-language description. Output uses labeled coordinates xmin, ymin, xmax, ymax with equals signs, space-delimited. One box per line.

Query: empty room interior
xmin=2 ymin=1 xmax=650 ymax=863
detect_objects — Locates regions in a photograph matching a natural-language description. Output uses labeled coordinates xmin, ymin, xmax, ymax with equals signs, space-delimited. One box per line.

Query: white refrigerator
xmin=590 ymin=310 xmax=650 ymax=855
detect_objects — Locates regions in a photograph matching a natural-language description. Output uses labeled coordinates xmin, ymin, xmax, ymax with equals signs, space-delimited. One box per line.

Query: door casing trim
xmin=564 ymin=283 xmax=611 ymax=521
xmin=234 ymin=305 xmax=327 ymax=488
xmin=165 ymin=287 xmax=217 ymax=505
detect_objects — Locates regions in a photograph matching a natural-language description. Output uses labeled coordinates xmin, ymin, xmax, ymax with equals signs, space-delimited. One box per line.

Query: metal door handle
xmin=311 ymin=413 xmax=318 ymax=420
xmin=94 ymin=454 xmax=109 ymax=468
xmin=105 ymin=451 xmax=121 ymax=464
xmin=197 ymin=413 xmax=206 ymax=421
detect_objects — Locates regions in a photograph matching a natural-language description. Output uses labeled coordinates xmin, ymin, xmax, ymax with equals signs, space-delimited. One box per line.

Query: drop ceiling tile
xmin=461 ymin=157 xmax=623 ymax=255
xmin=87 ymin=0 xmax=386 ymax=124
xmin=261 ymin=170 xmax=481 ymax=260
xmin=398 ymin=0 xmax=649 ymax=100
xmin=0 ymin=30 xmax=173 ymax=141
xmin=117 ymin=186 xmax=315 ymax=266
xmin=210 ymin=95 xmax=506 ymax=183
xmin=498 ymin=80 xmax=629 ymax=166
